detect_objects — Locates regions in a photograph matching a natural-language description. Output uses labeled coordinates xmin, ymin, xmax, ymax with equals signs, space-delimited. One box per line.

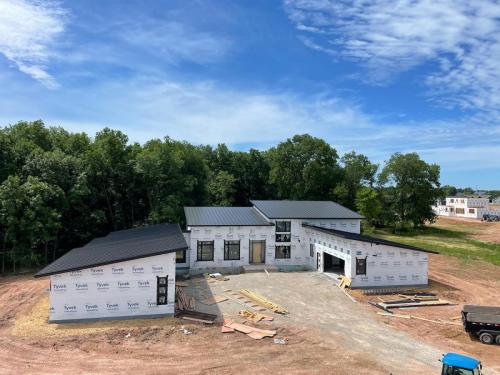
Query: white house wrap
xmin=35 ymin=224 xmax=186 ymax=323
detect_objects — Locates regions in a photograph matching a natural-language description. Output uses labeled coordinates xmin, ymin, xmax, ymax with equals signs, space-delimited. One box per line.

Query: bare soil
xmin=0 ymin=275 xmax=386 ymax=375
xmin=358 ymin=254 xmax=500 ymax=374
xmin=433 ymin=216 xmax=500 ymax=244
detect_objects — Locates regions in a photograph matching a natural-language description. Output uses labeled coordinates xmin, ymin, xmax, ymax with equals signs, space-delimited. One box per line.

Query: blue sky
xmin=0 ymin=0 xmax=499 ymax=188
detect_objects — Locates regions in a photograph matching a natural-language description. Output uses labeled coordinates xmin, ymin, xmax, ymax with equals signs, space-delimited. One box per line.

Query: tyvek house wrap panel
xmin=49 ymin=253 xmax=175 ymax=322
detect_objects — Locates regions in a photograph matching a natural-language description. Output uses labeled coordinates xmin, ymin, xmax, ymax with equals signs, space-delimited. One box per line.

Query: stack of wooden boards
xmin=222 ymin=318 xmax=277 ymax=340
xmin=369 ymin=292 xmax=452 ymax=312
xmin=239 ymin=289 xmax=288 ymax=314
xmin=175 ymin=285 xmax=195 ymax=311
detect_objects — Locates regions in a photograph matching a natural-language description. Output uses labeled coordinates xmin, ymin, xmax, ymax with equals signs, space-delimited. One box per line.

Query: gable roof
xmin=251 ymin=200 xmax=363 ymax=220
xmin=184 ymin=206 xmax=273 ymax=226
xmin=302 ymin=224 xmax=437 ymax=254
xmin=34 ymin=223 xmax=187 ymax=277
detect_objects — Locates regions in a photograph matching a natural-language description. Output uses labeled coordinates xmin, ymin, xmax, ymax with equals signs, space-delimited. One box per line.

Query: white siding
xmin=49 ymin=253 xmax=176 ymax=322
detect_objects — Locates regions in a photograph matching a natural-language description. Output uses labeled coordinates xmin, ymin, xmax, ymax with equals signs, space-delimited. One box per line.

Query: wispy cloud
xmin=284 ymin=0 xmax=500 ymax=116
xmin=0 ymin=0 xmax=67 ymax=88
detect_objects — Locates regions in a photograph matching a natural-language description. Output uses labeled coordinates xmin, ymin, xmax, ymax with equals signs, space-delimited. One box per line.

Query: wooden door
xmin=250 ymin=241 xmax=265 ymax=264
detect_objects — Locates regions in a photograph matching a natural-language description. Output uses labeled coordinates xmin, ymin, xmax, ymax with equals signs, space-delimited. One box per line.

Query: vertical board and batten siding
xmin=49 ymin=253 xmax=176 ymax=322
xmin=303 ymin=228 xmax=428 ymax=287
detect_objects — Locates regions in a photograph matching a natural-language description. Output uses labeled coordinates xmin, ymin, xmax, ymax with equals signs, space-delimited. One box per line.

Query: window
xmin=310 ymin=244 xmax=314 ymax=257
xmin=224 ymin=240 xmax=240 ymax=260
xmin=197 ymin=241 xmax=214 ymax=261
xmin=276 ymin=221 xmax=291 ymax=232
xmin=275 ymin=233 xmax=291 ymax=242
xmin=456 ymin=208 xmax=465 ymax=214
xmin=356 ymin=258 xmax=367 ymax=275
xmin=469 ymin=208 xmax=475 ymax=214
xmin=275 ymin=245 xmax=291 ymax=259
xmin=157 ymin=276 xmax=168 ymax=305
xmin=176 ymin=250 xmax=186 ymax=263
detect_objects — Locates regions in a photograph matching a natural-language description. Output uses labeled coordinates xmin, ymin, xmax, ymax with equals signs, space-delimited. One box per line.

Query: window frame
xmin=156 ymin=275 xmax=168 ymax=305
xmin=197 ymin=241 xmax=214 ymax=262
xmin=275 ymin=233 xmax=291 ymax=242
xmin=175 ymin=249 xmax=186 ymax=263
xmin=309 ymin=243 xmax=314 ymax=258
xmin=275 ymin=221 xmax=291 ymax=233
xmin=224 ymin=240 xmax=240 ymax=261
xmin=356 ymin=257 xmax=367 ymax=275
xmin=275 ymin=245 xmax=291 ymax=259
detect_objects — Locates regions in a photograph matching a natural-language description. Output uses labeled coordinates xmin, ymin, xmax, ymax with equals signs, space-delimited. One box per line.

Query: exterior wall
xmin=433 ymin=197 xmax=500 ymax=219
xmin=303 ymin=227 xmax=428 ymax=288
xmin=186 ymin=225 xmax=277 ymax=271
xmin=186 ymin=218 xmax=361 ymax=272
xmin=49 ymin=253 xmax=176 ymax=323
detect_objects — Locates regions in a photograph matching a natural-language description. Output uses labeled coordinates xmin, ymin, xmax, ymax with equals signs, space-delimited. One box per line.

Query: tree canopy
xmin=0 ymin=120 xmax=444 ymax=273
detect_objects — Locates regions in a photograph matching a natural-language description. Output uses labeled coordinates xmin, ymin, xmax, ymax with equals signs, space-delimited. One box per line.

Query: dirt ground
xmin=433 ymin=216 xmax=500 ymax=244
xmin=0 ymin=274 xmax=393 ymax=375
xmin=1 ymin=253 xmax=499 ymax=374
xmin=357 ymin=254 xmax=500 ymax=374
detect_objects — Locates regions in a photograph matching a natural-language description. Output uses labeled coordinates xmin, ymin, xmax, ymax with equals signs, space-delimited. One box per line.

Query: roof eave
xmin=33 ymin=245 xmax=188 ymax=278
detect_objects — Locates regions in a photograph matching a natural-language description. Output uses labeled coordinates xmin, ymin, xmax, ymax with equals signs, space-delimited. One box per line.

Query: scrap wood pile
xmin=176 ymin=310 xmax=217 ymax=324
xmin=221 ymin=317 xmax=277 ymax=340
xmin=239 ymin=289 xmax=288 ymax=314
xmin=368 ymin=292 xmax=452 ymax=312
xmin=175 ymin=286 xmax=195 ymax=311
xmin=239 ymin=310 xmax=274 ymax=323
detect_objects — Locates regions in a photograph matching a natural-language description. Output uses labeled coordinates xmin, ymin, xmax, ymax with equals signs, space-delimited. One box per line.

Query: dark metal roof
xmin=251 ymin=200 xmax=363 ymax=219
xmin=34 ymin=224 xmax=187 ymax=277
xmin=302 ymin=224 xmax=438 ymax=254
xmin=184 ymin=207 xmax=273 ymax=226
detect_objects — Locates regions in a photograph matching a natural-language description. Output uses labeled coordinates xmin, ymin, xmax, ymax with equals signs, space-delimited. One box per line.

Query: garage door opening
xmin=323 ymin=252 xmax=345 ymax=276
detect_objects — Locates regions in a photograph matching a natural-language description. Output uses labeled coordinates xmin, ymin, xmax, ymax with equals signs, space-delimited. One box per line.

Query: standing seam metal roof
xmin=34 ymin=223 xmax=187 ymax=277
xmin=184 ymin=207 xmax=273 ymax=226
xmin=251 ymin=200 xmax=363 ymax=219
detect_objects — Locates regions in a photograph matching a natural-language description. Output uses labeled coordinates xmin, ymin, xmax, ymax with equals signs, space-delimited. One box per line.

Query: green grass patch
xmin=371 ymin=226 xmax=500 ymax=266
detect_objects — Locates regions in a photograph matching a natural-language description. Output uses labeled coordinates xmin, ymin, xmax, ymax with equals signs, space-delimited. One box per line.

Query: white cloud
xmin=0 ymin=0 xmax=67 ymax=88
xmin=284 ymin=0 xmax=500 ymax=115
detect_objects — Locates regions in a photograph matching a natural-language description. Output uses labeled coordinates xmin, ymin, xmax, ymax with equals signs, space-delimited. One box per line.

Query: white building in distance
xmin=433 ymin=195 xmax=500 ymax=219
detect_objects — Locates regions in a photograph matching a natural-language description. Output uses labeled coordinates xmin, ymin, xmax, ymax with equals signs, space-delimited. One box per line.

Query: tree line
xmin=0 ymin=120 xmax=441 ymax=273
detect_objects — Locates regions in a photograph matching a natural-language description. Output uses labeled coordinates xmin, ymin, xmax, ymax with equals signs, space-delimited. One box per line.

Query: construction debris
xmin=200 ymin=295 xmax=228 ymax=305
xmin=377 ymin=312 xmax=462 ymax=326
xmin=369 ymin=295 xmax=452 ymax=311
xmin=175 ymin=281 xmax=189 ymax=287
xmin=338 ymin=276 xmax=351 ymax=289
xmin=175 ymin=286 xmax=195 ymax=311
xmin=239 ymin=289 xmax=288 ymax=314
xmin=209 ymin=273 xmax=230 ymax=281
xmin=274 ymin=337 xmax=287 ymax=345
xmin=239 ymin=310 xmax=274 ymax=323
xmin=221 ymin=318 xmax=277 ymax=340
xmin=175 ymin=310 xmax=217 ymax=324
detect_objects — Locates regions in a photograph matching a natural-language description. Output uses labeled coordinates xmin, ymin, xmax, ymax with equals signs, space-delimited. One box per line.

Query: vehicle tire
xmin=495 ymin=335 xmax=500 ymax=345
xmin=479 ymin=332 xmax=494 ymax=344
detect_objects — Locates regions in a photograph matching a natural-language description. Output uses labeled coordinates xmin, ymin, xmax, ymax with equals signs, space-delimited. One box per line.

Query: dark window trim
xmin=275 ymin=233 xmax=291 ymax=242
xmin=176 ymin=249 xmax=186 ymax=263
xmin=275 ymin=220 xmax=291 ymax=233
xmin=197 ymin=241 xmax=214 ymax=261
xmin=157 ymin=275 xmax=168 ymax=305
xmin=224 ymin=240 xmax=240 ymax=261
xmin=310 ymin=244 xmax=314 ymax=257
xmin=275 ymin=245 xmax=291 ymax=259
xmin=356 ymin=257 xmax=367 ymax=275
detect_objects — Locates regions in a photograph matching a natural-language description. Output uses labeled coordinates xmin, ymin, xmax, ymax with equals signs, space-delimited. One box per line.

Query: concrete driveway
xmin=187 ymin=271 xmax=444 ymax=374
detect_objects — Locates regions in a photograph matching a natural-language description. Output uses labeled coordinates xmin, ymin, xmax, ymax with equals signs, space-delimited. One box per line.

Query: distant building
xmin=433 ymin=195 xmax=500 ymax=219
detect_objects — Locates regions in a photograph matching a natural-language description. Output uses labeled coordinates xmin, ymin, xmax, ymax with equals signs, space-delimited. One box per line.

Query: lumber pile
xmin=239 ymin=310 xmax=274 ymax=323
xmin=377 ymin=312 xmax=462 ymax=326
xmin=176 ymin=310 xmax=217 ymax=324
xmin=175 ymin=286 xmax=195 ymax=311
xmin=239 ymin=289 xmax=288 ymax=314
xmin=368 ymin=292 xmax=452 ymax=311
xmin=221 ymin=318 xmax=277 ymax=340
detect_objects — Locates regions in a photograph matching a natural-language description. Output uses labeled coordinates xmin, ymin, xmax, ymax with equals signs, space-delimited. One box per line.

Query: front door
xmin=249 ymin=240 xmax=265 ymax=264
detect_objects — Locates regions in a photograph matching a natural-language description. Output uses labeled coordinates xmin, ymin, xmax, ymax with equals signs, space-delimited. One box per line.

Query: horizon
xmin=1 ymin=0 xmax=499 ymax=188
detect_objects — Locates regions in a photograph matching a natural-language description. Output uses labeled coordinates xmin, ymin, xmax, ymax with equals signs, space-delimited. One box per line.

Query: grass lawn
xmin=370 ymin=224 xmax=500 ymax=266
